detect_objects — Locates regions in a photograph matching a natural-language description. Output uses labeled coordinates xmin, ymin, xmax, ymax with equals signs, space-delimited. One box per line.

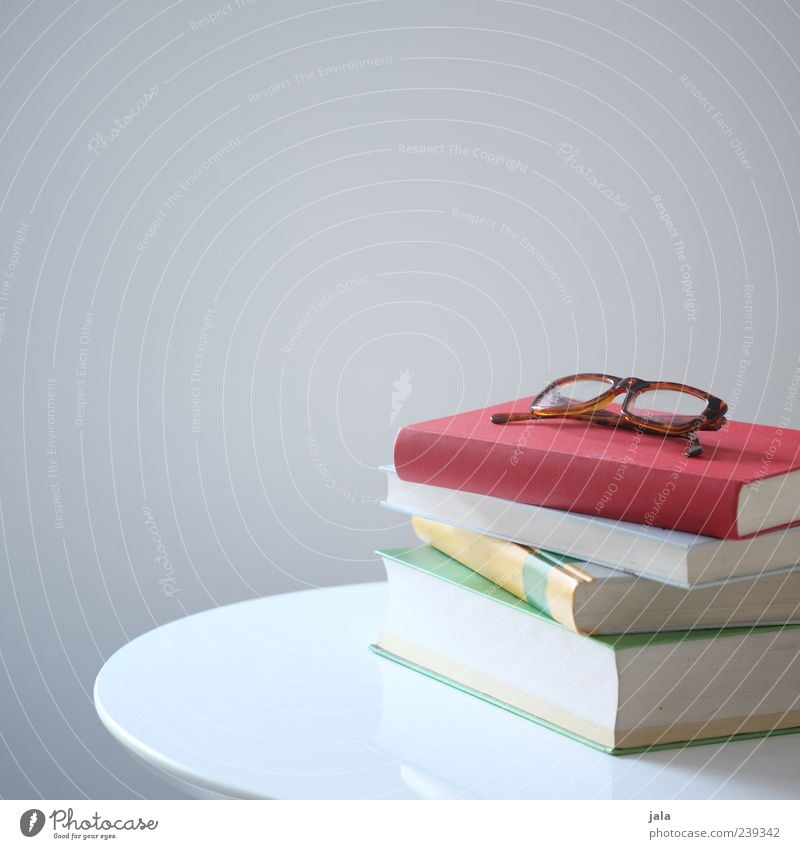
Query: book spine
xmin=411 ymin=516 xmax=593 ymax=633
xmin=394 ymin=426 xmax=742 ymax=538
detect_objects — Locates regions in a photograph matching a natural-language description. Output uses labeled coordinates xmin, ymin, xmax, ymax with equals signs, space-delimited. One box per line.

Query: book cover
xmin=410 ymin=515 xmax=596 ymax=633
xmin=393 ymin=397 xmax=800 ymax=539
xmin=370 ymin=644 xmax=800 ymax=756
xmin=378 ymin=545 xmax=800 ymax=648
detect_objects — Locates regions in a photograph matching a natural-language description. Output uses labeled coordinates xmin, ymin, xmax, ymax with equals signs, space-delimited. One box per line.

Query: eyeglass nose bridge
xmin=619 ymin=377 xmax=650 ymax=392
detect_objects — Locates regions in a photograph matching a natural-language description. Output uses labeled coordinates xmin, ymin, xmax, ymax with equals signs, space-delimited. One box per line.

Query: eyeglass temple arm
xmin=490 ymin=408 xmax=618 ymax=425
xmin=490 ymin=411 xmax=534 ymax=424
xmin=491 ymin=409 xmax=704 ymax=455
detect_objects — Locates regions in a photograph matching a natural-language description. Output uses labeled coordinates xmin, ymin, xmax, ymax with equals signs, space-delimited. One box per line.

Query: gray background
xmin=1 ymin=0 xmax=799 ymax=799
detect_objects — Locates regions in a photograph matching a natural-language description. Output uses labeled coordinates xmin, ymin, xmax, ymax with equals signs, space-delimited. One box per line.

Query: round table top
xmin=94 ymin=582 xmax=800 ymax=799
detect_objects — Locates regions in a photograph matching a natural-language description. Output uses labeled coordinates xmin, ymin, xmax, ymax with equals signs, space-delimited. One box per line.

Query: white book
xmin=381 ymin=466 xmax=800 ymax=587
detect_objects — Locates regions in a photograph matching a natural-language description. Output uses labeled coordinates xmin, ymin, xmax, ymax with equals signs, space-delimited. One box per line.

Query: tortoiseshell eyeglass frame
xmin=491 ymin=373 xmax=728 ymax=457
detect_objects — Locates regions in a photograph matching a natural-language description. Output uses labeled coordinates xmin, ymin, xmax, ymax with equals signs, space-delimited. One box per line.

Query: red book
xmin=393 ymin=397 xmax=800 ymax=540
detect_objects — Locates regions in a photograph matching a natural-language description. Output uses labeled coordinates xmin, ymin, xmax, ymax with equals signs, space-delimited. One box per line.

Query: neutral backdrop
xmin=1 ymin=0 xmax=799 ymax=799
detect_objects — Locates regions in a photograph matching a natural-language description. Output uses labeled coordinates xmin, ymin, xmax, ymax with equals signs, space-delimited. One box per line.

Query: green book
xmin=372 ymin=546 xmax=800 ymax=754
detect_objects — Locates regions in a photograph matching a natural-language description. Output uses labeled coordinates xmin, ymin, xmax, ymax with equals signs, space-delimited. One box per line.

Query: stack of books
xmin=372 ymin=396 xmax=800 ymax=754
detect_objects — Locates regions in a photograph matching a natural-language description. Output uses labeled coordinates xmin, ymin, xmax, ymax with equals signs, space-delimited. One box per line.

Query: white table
xmin=94 ymin=583 xmax=800 ymax=799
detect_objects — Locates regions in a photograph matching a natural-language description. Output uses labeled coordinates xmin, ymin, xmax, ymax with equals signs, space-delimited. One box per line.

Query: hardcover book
xmin=382 ymin=466 xmax=800 ymax=586
xmin=393 ymin=398 xmax=800 ymax=540
xmin=373 ymin=546 xmax=800 ymax=754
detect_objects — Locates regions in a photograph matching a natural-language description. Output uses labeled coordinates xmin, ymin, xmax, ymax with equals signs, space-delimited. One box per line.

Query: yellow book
xmin=410 ymin=516 xmax=800 ymax=635
xmin=411 ymin=515 xmax=593 ymax=633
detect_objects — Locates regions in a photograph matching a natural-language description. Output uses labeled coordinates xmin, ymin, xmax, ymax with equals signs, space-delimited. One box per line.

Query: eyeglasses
xmin=491 ymin=373 xmax=728 ymax=457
